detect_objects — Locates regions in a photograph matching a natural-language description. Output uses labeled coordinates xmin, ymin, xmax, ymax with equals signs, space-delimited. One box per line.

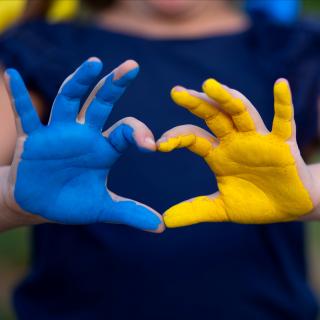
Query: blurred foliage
xmin=0 ymin=228 xmax=30 ymax=320
xmin=0 ymin=228 xmax=29 ymax=266
xmin=308 ymin=223 xmax=320 ymax=297
xmin=303 ymin=0 xmax=320 ymax=12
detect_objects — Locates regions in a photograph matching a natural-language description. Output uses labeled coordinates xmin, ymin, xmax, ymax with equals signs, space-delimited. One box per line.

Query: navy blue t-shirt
xmin=1 ymin=14 xmax=320 ymax=320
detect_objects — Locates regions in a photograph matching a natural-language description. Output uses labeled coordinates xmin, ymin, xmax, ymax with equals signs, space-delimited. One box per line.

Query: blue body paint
xmin=85 ymin=67 xmax=140 ymax=130
xmin=109 ymin=123 xmax=154 ymax=154
xmin=113 ymin=67 xmax=140 ymax=87
xmin=109 ymin=124 xmax=135 ymax=153
xmin=8 ymin=61 xmax=161 ymax=231
xmin=6 ymin=68 xmax=42 ymax=133
xmin=50 ymin=59 xmax=103 ymax=123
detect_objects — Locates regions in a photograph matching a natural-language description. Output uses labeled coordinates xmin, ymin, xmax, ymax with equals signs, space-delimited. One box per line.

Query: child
xmin=0 ymin=1 xmax=319 ymax=319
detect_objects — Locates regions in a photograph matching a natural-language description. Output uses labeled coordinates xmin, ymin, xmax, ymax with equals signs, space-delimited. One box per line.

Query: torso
xmin=1 ymin=17 xmax=319 ymax=319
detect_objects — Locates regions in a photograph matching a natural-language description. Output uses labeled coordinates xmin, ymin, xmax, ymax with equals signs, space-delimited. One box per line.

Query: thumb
xmin=103 ymin=117 xmax=156 ymax=164
xmin=164 ymin=193 xmax=229 ymax=228
xmin=103 ymin=192 xmax=165 ymax=233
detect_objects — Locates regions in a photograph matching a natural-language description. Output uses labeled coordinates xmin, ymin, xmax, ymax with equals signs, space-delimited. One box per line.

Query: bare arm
xmin=302 ymin=165 xmax=320 ymax=221
xmin=0 ymin=69 xmax=47 ymax=165
xmin=0 ymin=166 xmax=43 ymax=232
xmin=302 ymin=97 xmax=320 ymax=220
xmin=0 ymin=59 xmax=164 ymax=234
xmin=0 ymin=70 xmax=17 ymax=165
xmin=0 ymin=69 xmax=46 ymax=231
xmin=157 ymin=79 xmax=320 ymax=227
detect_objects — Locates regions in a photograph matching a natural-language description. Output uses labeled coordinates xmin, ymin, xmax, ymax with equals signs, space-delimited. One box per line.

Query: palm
xmin=6 ymin=59 xmax=163 ymax=231
xmin=207 ymin=132 xmax=312 ymax=223
xmin=15 ymin=124 xmax=117 ymax=223
xmin=159 ymin=78 xmax=315 ymax=227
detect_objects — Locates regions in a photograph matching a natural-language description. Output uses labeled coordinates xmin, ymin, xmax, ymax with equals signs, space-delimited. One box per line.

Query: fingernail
xmin=144 ymin=137 xmax=155 ymax=147
xmin=113 ymin=67 xmax=140 ymax=85
xmin=171 ymin=86 xmax=187 ymax=96
xmin=157 ymin=137 xmax=167 ymax=144
xmin=144 ymin=212 xmax=163 ymax=231
xmin=173 ymin=85 xmax=186 ymax=92
xmin=88 ymin=57 xmax=101 ymax=62
xmin=275 ymin=78 xmax=287 ymax=84
xmin=203 ymin=78 xmax=216 ymax=88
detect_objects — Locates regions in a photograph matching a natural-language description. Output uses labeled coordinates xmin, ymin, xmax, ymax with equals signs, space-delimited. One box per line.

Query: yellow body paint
xmin=159 ymin=80 xmax=313 ymax=227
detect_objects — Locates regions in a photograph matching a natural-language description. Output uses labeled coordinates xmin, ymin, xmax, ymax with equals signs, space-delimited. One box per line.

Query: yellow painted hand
xmin=158 ymin=79 xmax=319 ymax=227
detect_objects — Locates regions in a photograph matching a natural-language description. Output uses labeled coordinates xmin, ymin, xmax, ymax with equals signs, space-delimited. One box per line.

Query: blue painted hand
xmin=4 ymin=58 xmax=164 ymax=232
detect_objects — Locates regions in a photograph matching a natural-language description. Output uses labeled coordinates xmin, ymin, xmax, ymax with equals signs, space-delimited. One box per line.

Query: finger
xmin=164 ymin=193 xmax=228 ymax=228
xmin=50 ymin=57 xmax=103 ymax=124
xmin=4 ymin=68 xmax=42 ymax=135
xmin=181 ymin=86 xmax=268 ymax=134
xmin=103 ymin=117 xmax=156 ymax=162
xmin=103 ymin=192 xmax=165 ymax=233
xmin=202 ymin=79 xmax=255 ymax=132
xmin=171 ymin=86 xmax=235 ymax=138
xmin=271 ymin=79 xmax=294 ymax=140
xmin=79 ymin=60 xmax=139 ymax=130
xmin=157 ymin=124 xmax=216 ymax=157
xmin=222 ymin=86 xmax=269 ymax=134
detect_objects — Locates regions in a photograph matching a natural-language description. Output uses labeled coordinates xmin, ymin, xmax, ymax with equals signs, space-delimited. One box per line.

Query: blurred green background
xmin=0 ymin=0 xmax=320 ymax=319
xmin=0 ymin=229 xmax=29 ymax=320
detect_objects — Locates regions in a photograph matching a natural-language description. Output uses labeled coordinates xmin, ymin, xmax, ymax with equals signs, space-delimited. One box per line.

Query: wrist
xmin=0 ymin=166 xmax=44 ymax=232
xmin=299 ymin=164 xmax=320 ymax=221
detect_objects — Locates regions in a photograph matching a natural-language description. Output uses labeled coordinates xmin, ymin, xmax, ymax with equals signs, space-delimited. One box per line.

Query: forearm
xmin=302 ymin=163 xmax=320 ymax=221
xmin=0 ymin=166 xmax=42 ymax=232
xmin=0 ymin=72 xmax=17 ymax=165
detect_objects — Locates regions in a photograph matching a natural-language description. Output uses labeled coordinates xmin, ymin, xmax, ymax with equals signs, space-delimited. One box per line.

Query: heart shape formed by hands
xmin=158 ymin=78 xmax=318 ymax=227
xmin=5 ymin=58 xmax=164 ymax=232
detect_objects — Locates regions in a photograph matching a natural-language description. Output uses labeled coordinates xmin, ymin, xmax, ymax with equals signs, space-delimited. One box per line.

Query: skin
xmin=0 ymin=58 xmax=164 ymax=233
xmin=157 ymin=79 xmax=320 ymax=226
xmin=0 ymin=0 xmax=248 ymax=167
xmin=0 ymin=0 xmax=319 ymax=231
xmin=96 ymin=0 xmax=249 ymax=39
